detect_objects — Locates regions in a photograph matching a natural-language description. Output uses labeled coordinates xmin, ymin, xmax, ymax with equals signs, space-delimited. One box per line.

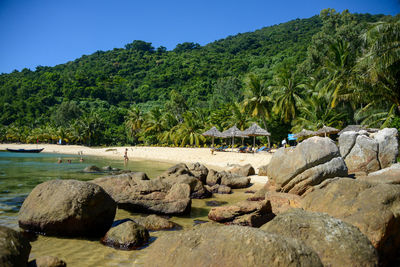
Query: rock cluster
xmin=266 ymin=136 xmax=348 ymax=195
xmin=338 ymin=128 xmax=398 ymax=174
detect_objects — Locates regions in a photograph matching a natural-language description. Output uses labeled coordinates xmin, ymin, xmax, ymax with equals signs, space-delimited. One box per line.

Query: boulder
xmin=374 ymin=128 xmax=398 ymax=168
xmin=163 ymin=175 xmax=211 ymax=199
xmin=229 ymin=164 xmax=255 ymax=177
xmin=358 ymin=163 xmax=400 ymax=184
xmin=188 ymin=162 xmax=209 ymax=183
xmin=261 ymin=209 xmax=378 ymax=267
xmin=101 ymin=220 xmax=149 ymax=250
xmin=19 ymin=179 xmax=116 ymax=237
xmin=338 ymin=131 xmax=359 ymax=158
xmin=258 ymin=164 xmax=268 ymax=176
xmin=206 ymin=169 xmax=221 ymax=186
xmin=83 ymin=165 xmax=102 ymax=173
xmin=263 ymin=191 xmax=301 ymax=214
xmin=91 ymin=174 xmax=192 ymax=215
xmin=132 ymin=215 xmax=178 ymax=231
xmin=208 ymin=200 xmax=272 ymax=227
xmin=220 ymin=171 xmax=250 ymax=188
xmin=267 ymin=137 xmax=347 ymax=195
xmin=344 ymin=134 xmax=380 ymax=174
xmin=217 ymin=185 xmax=232 ymax=194
xmin=302 ymin=178 xmax=400 ymax=265
xmin=28 ymin=256 xmax=66 ymax=267
xmin=0 ymin=226 xmax=31 ymax=267
xmin=143 ymin=225 xmax=323 ymax=267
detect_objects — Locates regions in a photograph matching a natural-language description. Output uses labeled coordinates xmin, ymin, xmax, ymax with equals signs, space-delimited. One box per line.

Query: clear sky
xmin=0 ymin=0 xmax=398 ymax=74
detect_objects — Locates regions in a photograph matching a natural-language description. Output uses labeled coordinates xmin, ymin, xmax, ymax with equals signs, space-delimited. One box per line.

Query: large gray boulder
xmin=358 ymin=163 xmax=400 ymax=185
xmin=0 ymin=226 xmax=31 ymax=267
xmin=206 ymin=169 xmax=250 ymax=188
xmin=19 ymin=179 xmax=116 ymax=237
xmin=92 ymin=174 xmax=192 ymax=215
xmin=143 ymin=225 xmax=323 ymax=267
xmin=339 ymin=128 xmax=398 ymax=174
xmin=261 ymin=209 xmax=378 ymax=267
xmin=267 ymin=137 xmax=347 ymax=195
xmin=302 ymin=178 xmax=400 ymax=266
xmin=228 ymin=164 xmax=255 ymax=177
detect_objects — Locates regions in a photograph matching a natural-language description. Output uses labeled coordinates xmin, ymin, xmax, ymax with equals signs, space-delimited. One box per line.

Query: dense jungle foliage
xmin=0 ymin=9 xmax=399 ymax=147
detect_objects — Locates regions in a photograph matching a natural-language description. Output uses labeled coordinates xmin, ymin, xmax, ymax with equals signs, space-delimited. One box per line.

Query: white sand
xmin=1 ymin=144 xmax=271 ymax=181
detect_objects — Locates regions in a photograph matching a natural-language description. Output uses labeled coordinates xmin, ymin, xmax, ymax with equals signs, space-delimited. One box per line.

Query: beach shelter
xmin=294 ymin=129 xmax=316 ymax=139
xmin=242 ymin=123 xmax=271 ymax=148
xmin=316 ymin=125 xmax=340 ymax=137
xmin=221 ymin=126 xmax=246 ymax=151
xmin=202 ymin=126 xmax=222 ymax=148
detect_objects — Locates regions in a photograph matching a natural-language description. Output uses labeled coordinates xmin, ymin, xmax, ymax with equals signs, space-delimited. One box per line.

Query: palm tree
xmin=271 ymin=70 xmax=304 ymax=122
xmin=125 ymin=106 xmax=144 ymax=144
xmin=242 ymin=73 xmax=273 ymax=146
xmin=172 ymin=111 xmax=206 ymax=147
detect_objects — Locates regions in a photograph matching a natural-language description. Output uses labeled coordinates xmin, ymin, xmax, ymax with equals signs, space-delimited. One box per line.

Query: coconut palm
xmin=271 ymin=70 xmax=304 ymax=122
xmin=172 ymin=110 xmax=206 ymax=147
xmin=125 ymin=106 xmax=144 ymax=143
xmin=242 ymin=73 xmax=273 ymax=146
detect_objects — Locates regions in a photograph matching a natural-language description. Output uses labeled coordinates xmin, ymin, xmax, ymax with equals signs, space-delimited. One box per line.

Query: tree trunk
xmin=261 ymin=117 xmax=270 ymax=148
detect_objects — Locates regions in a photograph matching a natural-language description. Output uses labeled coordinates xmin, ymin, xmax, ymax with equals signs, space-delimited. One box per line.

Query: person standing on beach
xmin=124 ymin=148 xmax=129 ymax=163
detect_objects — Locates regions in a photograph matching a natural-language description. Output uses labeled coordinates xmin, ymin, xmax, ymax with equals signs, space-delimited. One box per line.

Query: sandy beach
xmin=1 ymin=143 xmax=272 ymax=182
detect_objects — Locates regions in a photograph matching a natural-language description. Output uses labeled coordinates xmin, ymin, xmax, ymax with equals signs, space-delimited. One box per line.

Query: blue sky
xmin=0 ymin=0 xmax=398 ymax=74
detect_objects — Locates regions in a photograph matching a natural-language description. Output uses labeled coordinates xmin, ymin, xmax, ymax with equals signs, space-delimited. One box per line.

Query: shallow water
xmin=0 ymin=151 xmax=261 ymax=266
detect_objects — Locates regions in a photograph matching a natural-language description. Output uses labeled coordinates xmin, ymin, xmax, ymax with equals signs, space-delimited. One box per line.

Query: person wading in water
xmin=124 ymin=148 xmax=129 ymax=165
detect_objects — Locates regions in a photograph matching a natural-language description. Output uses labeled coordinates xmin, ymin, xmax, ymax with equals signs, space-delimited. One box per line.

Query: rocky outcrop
xmin=101 ymin=220 xmax=149 ymax=250
xmin=228 ymin=164 xmax=255 ymax=177
xmin=258 ymin=164 xmax=268 ymax=176
xmin=143 ymin=225 xmax=323 ymax=267
xmin=357 ymin=163 xmax=400 ymax=184
xmin=28 ymin=256 xmax=66 ymax=267
xmin=263 ymin=191 xmax=301 ymax=214
xmin=0 ymin=226 xmax=31 ymax=267
xmin=339 ymin=128 xmax=398 ymax=174
xmin=132 ymin=215 xmax=178 ymax=231
xmin=92 ymin=174 xmax=192 ymax=215
xmin=261 ymin=209 xmax=378 ymax=267
xmin=302 ymin=178 xmax=400 ymax=265
xmin=187 ymin=162 xmax=208 ymax=183
xmin=208 ymin=200 xmax=272 ymax=227
xmin=18 ymin=179 xmax=116 ymax=237
xmin=266 ymin=137 xmax=348 ymax=195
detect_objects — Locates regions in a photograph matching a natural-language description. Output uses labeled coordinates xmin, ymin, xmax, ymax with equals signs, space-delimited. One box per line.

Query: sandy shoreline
xmin=1 ymin=143 xmax=271 ymax=183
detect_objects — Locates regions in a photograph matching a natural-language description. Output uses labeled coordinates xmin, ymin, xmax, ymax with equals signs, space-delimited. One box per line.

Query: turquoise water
xmin=0 ymin=152 xmax=172 ymax=228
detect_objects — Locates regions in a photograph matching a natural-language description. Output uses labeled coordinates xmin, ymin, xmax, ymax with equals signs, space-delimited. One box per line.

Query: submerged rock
xmin=83 ymin=165 xmax=102 ymax=173
xmin=143 ymin=225 xmax=323 ymax=267
xmin=261 ymin=209 xmax=378 ymax=267
xmin=101 ymin=220 xmax=149 ymax=250
xmin=28 ymin=256 xmax=66 ymax=267
xmin=0 ymin=225 xmax=31 ymax=267
xmin=18 ymin=179 xmax=116 ymax=237
xmin=132 ymin=214 xmax=178 ymax=231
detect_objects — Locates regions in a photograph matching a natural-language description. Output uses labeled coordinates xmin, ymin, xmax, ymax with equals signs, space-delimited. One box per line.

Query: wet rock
xmin=101 ymin=220 xmax=149 ymax=250
xmin=267 ymin=137 xmax=347 ymax=195
xmin=92 ymin=175 xmax=192 ymax=215
xmin=205 ymin=200 xmax=228 ymax=207
xmin=0 ymin=225 xmax=31 ymax=267
xmin=83 ymin=165 xmax=102 ymax=173
xmin=28 ymin=256 xmax=66 ymax=267
xmin=132 ymin=215 xmax=178 ymax=231
xmin=261 ymin=209 xmax=378 ymax=267
xmin=143 ymin=225 xmax=323 ymax=267
xmin=19 ymin=179 xmax=116 ymax=237
xmin=208 ymin=200 xmax=272 ymax=227
xmin=102 ymin=166 xmax=112 ymax=171
xmin=188 ymin=162 xmax=209 ymax=183
xmin=217 ymin=184 xmax=231 ymax=194
xmin=302 ymin=178 xmax=400 ymax=265
xmin=229 ymin=164 xmax=255 ymax=177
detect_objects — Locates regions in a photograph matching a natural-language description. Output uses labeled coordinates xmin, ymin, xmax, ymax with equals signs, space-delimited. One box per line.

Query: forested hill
xmin=0 ymin=10 xmax=393 ymax=146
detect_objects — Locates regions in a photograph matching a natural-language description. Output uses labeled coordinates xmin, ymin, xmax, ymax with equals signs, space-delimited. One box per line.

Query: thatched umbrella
xmin=202 ymin=127 xmax=222 ymax=148
xmin=316 ymin=125 xmax=340 ymax=137
xmin=242 ymin=123 xmax=271 ymax=148
xmin=294 ymin=129 xmax=316 ymax=139
xmin=222 ymin=126 xmax=246 ymax=151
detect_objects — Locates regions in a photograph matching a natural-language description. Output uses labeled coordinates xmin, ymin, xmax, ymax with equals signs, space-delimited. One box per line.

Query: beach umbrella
xmin=221 ymin=126 xmax=246 ymax=151
xmin=316 ymin=125 xmax=340 ymax=137
xmin=294 ymin=129 xmax=316 ymax=139
xmin=242 ymin=123 xmax=271 ymax=148
xmin=202 ymin=127 xmax=222 ymax=148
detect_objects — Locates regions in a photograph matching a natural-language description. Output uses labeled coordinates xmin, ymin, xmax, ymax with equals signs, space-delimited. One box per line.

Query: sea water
xmin=0 ymin=151 xmax=259 ymax=266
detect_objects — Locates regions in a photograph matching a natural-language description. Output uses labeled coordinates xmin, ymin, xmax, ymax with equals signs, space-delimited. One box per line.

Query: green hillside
xmin=0 ymin=9 xmax=397 ymax=146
